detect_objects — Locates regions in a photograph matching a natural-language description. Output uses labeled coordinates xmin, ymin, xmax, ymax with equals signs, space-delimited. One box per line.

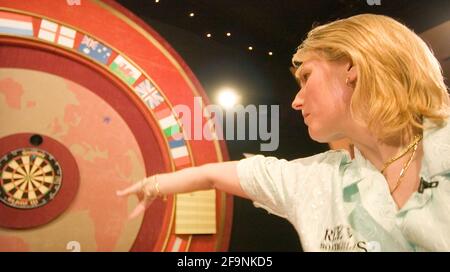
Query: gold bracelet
xmin=153 ymin=175 xmax=167 ymax=200
xmin=141 ymin=176 xmax=154 ymax=198
xmin=153 ymin=175 xmax=161 ymax=197
xmin=141 ymin=175 xmax=166 ymax=200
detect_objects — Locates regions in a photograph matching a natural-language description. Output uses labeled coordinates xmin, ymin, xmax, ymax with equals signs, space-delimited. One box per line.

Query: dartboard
xmin=0 ymin=147 xmax=62 ymax=209
xmin=0 ymin=0 xmax=232 ymax=252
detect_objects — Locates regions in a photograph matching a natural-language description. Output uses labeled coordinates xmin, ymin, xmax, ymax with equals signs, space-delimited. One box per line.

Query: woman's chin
xmin=308 ymin=128 xmax=327 ymax=143
xmin=308 ymin=127 xmax=338 ymax=143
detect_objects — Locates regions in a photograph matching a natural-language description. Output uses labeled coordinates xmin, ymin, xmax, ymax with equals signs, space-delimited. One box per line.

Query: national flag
xmin=168 ymin=138 xmax=186 ymax=149
xmin=169 ymin=140 xmax=189 ymax=159
xmin=78 ymin=35 xmax=112 ymax=64
xmin=134 ymin=79 xmax=164 ymax=109
xmin=167 ymin=131 xmax=184 ymax=142
xmin=168 ymin=138 xmax=190 ymax=166
xmin=109 ymin=55 xmax=142 ymax=85
xmin=155 ymin=108 xmax=181 ymax=137
xmin=38 ymin=19 xmax=76 ymax=48
xmin=0 ymin=11 xmax=33 ymax=36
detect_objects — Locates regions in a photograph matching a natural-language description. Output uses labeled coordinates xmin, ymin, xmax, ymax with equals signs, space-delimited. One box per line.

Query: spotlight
xmin=217 ymin=88 xmax=240 ymax=109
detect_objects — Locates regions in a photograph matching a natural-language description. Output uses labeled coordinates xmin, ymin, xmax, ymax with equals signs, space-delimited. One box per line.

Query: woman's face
xmin=292 ymin=55 xmax=355 ymax=143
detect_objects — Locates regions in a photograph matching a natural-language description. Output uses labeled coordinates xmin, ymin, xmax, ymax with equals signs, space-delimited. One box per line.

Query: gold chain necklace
xmin=380 ymin=135 xmax=423 ymax=194
xmin=380 ymin=135 xmax=423 ymax=174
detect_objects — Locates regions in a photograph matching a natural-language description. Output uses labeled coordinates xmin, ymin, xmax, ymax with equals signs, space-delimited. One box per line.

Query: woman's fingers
xmin=116 ymin=179 xmax=144 ymax=197
xmin=128 ymin=201 xmax=146 ymax=220
xmin=128 ymin=196 xmax=155 ymax=220
xmin=115 ymin=177 xmax=156 ymax=219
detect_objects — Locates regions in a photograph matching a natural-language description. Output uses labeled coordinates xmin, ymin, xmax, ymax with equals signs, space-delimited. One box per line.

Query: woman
xmin=117 ymin=14 xmax=450 ymax=252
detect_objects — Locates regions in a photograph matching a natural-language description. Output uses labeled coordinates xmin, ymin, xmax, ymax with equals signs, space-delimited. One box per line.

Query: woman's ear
xmin=346 ymin=64 xmax=357 ymax=85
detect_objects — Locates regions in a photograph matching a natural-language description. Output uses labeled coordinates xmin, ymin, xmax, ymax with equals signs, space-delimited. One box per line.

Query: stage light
xmin=206 ymin=33 xmax=212 ymax=38
xmin=217 ymin=88 xmax=240 ymax=109
xmin=268 ymin=51 xmax=273 ymax=56
xmin=189 ymin=12 xmax=195 ymax=17
xmin=248 ymin=46 xmax=253 ymax=51
xmin=226 ymin=32 xmax=231 ymax=37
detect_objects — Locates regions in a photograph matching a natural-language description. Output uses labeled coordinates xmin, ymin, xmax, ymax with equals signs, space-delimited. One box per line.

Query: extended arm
xmin=116 ymin=161 xmax=248 ymax=218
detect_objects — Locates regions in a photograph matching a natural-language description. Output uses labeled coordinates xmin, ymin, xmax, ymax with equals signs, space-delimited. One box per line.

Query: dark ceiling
xmin=117 ymin=0 xmax=449 ymax=64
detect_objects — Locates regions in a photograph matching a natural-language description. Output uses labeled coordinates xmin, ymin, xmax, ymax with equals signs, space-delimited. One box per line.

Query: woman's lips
xmin=302 ymin=113 xmax=310 ymax=124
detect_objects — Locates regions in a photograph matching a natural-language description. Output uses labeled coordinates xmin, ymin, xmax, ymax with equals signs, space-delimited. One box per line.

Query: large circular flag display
xmin=0 ymin=0 xmax=232 ymax=252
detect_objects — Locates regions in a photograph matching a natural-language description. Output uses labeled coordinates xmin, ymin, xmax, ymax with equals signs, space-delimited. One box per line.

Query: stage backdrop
xmin=0 ymin=0 xmax=232 ymax=252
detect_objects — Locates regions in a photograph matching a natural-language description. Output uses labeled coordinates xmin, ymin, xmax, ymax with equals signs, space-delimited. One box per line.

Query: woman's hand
xmin=116 ymin=176 xmax=159 ymax=219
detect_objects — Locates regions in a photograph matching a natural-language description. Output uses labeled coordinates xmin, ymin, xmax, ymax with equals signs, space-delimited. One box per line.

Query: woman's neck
xmin=343 ymin=123 xmax=424 ymax=209
xmin=346 ymin=125 xmax=420 ymax=172
xmin=353 ymin=137 xmax=400 ymax=171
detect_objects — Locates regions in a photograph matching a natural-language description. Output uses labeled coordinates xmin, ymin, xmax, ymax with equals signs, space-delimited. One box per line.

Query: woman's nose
xmin=291 ymin=90 xmax=304 ymax=110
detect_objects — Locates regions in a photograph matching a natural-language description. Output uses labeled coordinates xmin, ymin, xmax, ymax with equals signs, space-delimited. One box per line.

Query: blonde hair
xmin=293 ymin=14 xmax=450 ymax=144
